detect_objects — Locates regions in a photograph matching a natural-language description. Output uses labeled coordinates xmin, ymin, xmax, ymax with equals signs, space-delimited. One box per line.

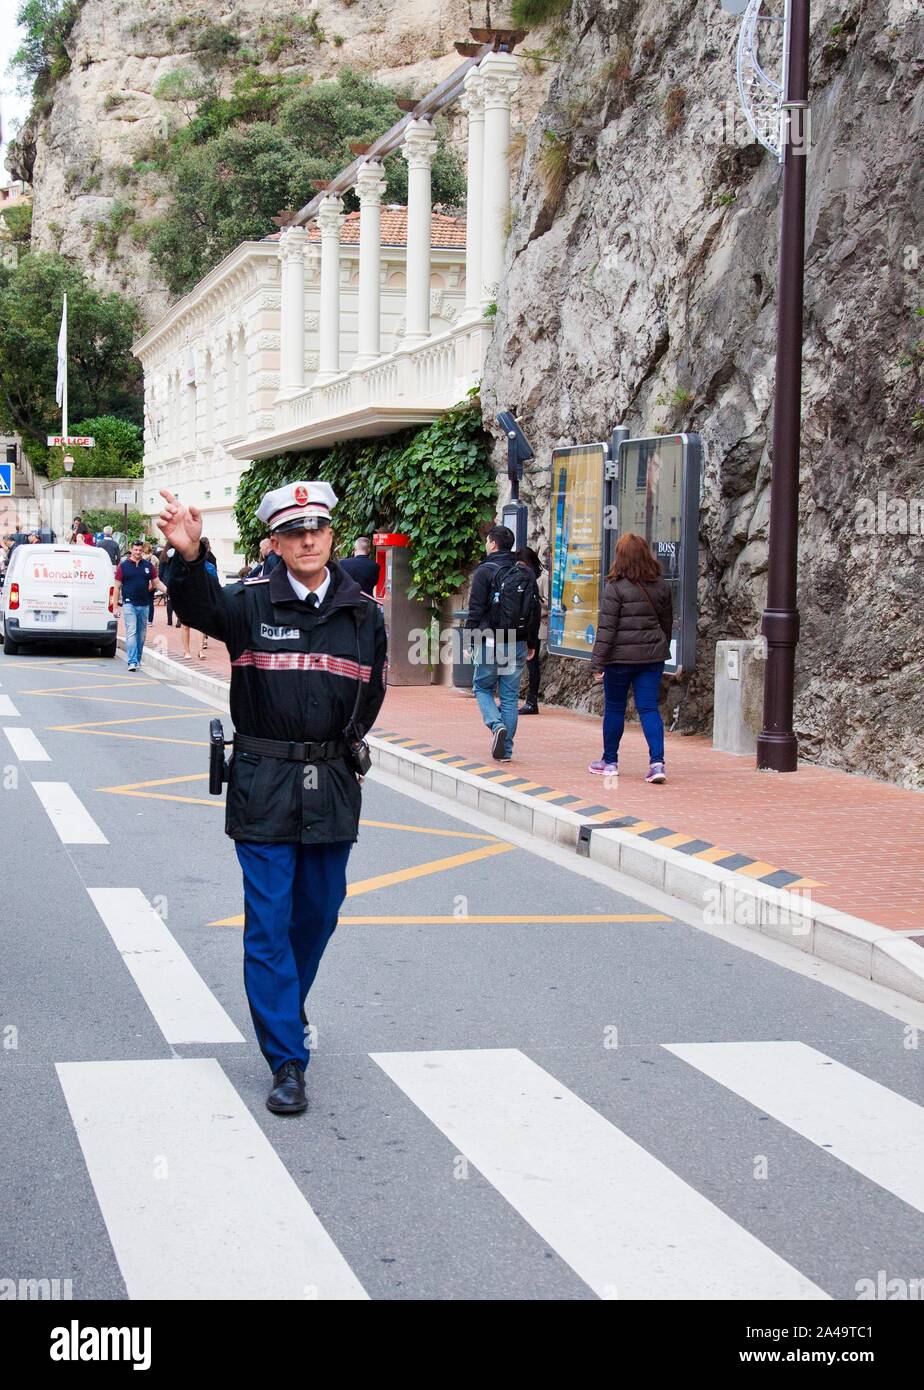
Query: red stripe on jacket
xmin=231 ymin=650 xmax=373 ymax=682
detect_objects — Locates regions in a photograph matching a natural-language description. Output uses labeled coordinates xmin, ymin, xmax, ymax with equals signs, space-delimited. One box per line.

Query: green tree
xmin=45 ymin=415 xmax=143 ymax=479
xmin=11 ymin=0 xmax=82 ymax=88
xmin=147 ymin=69 xmax=466 ymax=296
xmin=0 ymin=252 xmax=142 ymax=460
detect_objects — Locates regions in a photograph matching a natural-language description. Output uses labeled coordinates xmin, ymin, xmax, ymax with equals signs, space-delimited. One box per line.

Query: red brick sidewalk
xmin=134 ymin=618 xmax=924 ymax=935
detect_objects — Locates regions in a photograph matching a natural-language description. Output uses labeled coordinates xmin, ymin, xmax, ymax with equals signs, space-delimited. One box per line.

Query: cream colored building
xmin=133 ymin=47 xmax=521 ymax=573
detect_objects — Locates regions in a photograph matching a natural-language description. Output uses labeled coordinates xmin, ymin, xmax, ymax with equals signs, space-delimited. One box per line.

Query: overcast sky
xmin=0 ymin=7 xmax=29 ymax=177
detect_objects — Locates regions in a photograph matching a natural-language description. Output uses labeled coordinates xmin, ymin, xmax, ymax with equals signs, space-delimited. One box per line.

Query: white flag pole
xmin=62 ymin=293 xmax=68 ymax=440
xmin=55 ymin=293 xmax=68 ymax=439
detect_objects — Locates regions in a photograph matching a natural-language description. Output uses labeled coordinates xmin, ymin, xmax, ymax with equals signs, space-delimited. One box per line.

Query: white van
xmin=1 ymin=543 xmax=118 ymax=656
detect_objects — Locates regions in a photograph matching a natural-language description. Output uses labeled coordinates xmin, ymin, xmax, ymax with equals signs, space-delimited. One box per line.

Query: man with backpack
xmin=465 ymin=525 xmax=540 ymax=761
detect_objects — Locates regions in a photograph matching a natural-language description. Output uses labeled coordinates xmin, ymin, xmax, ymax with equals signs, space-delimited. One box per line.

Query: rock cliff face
xmin=21 ymin=0 xmax=530 ymax=324
xmin=482 ymin=0 xmax=924 ymax=787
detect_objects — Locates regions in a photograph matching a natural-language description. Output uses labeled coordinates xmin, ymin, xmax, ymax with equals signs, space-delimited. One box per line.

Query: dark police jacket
xmin=168 ymin=544 xmax=387 ymax=845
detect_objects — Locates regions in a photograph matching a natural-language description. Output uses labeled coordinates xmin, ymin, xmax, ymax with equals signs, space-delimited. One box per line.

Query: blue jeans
xmin=602 ymin=661 xmax=665 ymax=764
xmin=123 ymin=603 xmax=149 ymax=666
xmin=473 ymin=639 xmax=527 ymax=758
xmin=235 ymin=840 xmax=352 ymax=1074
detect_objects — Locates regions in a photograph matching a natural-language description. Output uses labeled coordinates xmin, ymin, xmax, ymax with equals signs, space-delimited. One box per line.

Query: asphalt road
xmin=1 ymin=647 xmax=922 ymax=1302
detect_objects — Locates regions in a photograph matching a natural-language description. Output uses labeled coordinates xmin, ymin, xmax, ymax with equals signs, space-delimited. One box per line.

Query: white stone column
xmin=479 ymin=51 xmax=520 ymax=311
xmin=317 ymin=194 xmax=345 ymax=380
xmin=354 ymin=162 xmax=387 ymax=368
xmin=279 ymin=225 xmax=308 ymax=393
xmin=460 ymin=70 xmax=485 ymax=322
xmin=401 ymin=118 xmax=438 ymax=346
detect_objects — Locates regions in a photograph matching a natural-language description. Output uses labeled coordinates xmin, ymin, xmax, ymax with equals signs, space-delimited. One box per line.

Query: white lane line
xmin=371 ymin=1047 xmax=828 ymax=1300
xmin=87 ymin=888 xmax=244 ymax=1045
xmin=56 ymin=1058 xmax=367 ymax=1300
xmin=3 ymin=727 xmax=51 ymax=761
xmin=0 ymin=694 xmax=20 ymax=717
xmin=32 ymin=781 xmax=108 ymax=844
xmin=665 ymin=1041 xmax=924 ymax=1215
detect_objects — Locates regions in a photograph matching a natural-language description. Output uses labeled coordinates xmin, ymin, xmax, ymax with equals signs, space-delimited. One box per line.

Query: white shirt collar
xmin=286 ymin=566 xmax=330 ymax=606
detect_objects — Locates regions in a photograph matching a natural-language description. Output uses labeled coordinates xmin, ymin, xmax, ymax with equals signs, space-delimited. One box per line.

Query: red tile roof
xmin=269 ymin=207 xmax=466 ymax=248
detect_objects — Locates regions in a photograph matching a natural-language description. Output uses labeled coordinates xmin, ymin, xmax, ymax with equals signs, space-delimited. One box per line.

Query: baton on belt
xmin=209 ymin=718 xmax=231 ymax=794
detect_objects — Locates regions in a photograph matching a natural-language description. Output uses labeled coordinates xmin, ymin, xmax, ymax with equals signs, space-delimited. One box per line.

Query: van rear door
xmin=70 ymin=548 xmax=115 ymax=634
xmin=15 ymin=547 xmax=76 ymax=635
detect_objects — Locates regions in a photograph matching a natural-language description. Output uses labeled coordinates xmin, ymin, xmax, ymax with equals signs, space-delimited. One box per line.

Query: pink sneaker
xmin=645 ymin=762 xmax=666 ymax=783
xmin=588 ymin=760 xmax=618 ymax=776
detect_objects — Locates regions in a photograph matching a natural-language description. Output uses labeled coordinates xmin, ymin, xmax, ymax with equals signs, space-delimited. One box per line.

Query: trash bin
xmin=452 ymin=609 xmax=475 ymax=690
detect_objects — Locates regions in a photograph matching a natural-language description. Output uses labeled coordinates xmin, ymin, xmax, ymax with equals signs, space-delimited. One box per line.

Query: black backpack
xmin=487 ymin=561 xmax=539 ymax=639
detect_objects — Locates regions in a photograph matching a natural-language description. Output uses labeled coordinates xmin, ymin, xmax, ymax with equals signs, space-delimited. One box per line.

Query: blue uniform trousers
xmin=235 ymin=840 xmax=352 ymax=1074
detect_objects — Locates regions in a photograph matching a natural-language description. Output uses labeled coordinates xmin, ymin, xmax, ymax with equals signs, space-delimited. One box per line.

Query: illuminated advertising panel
xmin=548 ymin=443 xmax=606 ymax=659
xmin=615 ymin=433 xmax=701 ymax=672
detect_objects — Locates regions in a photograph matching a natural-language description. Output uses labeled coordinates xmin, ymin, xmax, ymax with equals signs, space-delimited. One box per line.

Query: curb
xmin=135 ymin=641 xmax=924 ymax=1006
xmin=365 ymin=736 xmax=924 ymax=1006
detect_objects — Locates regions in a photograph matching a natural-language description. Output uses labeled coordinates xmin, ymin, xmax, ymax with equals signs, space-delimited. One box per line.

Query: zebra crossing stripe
xmin=3 ymin=726 xmax=51 ymax=760
xmin=87 ymin=888 xmax=244 ymax=1045
xmin=56 ymin=1058 xmax=368 ymax=1301
xmin=371 ymin=1047 xmax=828 ymax=1300
xmin=664 ymin=1041 xmax=924 ymax=1215
xmin=32 ymin=781 xmax=108 ymax=843
xmin=0 ymin=695 xmax=20 ymax=717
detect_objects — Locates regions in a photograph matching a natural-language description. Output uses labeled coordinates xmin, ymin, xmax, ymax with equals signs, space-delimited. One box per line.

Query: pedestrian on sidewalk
xmin=339 ymin=536 xmax=380 ymax=597
xmin=465 ymin=524 xmax=540 ymax=762
xmin=158 ymin=479 xmax=387 ymax=1117
xmin=114 ymin=539 xmax=157 ymax=672
xmin=97 ymin=526 xmax=121 ymax=567
xmin=589 ymin=533 xmax=673 ymax=783
xmin=515 ymin=545 xmax=547 ymax=716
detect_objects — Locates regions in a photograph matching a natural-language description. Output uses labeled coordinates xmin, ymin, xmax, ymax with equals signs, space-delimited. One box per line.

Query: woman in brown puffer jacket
xmin=589 ymin=533 xmax=673 ymax=783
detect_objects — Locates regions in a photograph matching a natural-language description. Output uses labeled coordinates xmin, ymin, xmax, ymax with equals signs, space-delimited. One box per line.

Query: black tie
xmin=306 ymin=591 xmax=319 ymax=609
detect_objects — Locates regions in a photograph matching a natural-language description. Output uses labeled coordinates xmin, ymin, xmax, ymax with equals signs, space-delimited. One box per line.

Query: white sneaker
xmin=127 ymin=663 xmax=137 ymax=671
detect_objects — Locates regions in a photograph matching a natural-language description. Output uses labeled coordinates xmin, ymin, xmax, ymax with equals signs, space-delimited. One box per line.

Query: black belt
xmin=233 ymin=733 xmax=349 ymax=762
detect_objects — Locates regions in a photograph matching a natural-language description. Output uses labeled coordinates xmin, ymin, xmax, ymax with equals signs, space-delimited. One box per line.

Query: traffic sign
xmin=0 ymin=463 xmax=11 ymax=495
xmin=115 ymin=490 xmax=136 ymax=504
xmin=46 ymin=435 xmax=95 ymax=447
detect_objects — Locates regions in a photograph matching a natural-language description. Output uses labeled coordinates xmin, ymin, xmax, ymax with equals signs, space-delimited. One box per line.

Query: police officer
xmin=157 ymin=481 xmax=387 ymax=1115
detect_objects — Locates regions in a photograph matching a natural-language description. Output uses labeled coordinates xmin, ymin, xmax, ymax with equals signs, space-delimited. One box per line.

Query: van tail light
xmin=8 ymin=583 xmax=19 ymax=611
xmin=108 ymin=585 xmax=115 ymax=614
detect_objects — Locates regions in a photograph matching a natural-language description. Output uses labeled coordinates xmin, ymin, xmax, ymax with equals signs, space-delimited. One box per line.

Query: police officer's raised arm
xmin=157 ymin=490 xmax=246 ymax=655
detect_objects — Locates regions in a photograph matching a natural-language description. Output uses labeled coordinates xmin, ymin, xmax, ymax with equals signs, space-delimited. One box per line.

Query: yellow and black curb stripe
xmin=371 ymin=728 xmax=822 ymax=891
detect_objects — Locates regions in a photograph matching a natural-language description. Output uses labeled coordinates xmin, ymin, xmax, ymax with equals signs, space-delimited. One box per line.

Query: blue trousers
xmin=602 ymin=661 xmax=665 ymax=764
xmin=235 ymin=840 xmax=352 ymax=1074
xmin=123 ymin=603 xmax=149 ymax=666
xmin=473 ymin=639 xmax=527 ymax=758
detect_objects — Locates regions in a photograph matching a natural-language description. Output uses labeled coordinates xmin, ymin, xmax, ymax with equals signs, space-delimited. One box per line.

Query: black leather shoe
xmin=266 ymin=1061 xmax=307 ymax=1115
xmin=518 ymin=702 xmax=539 ymax=715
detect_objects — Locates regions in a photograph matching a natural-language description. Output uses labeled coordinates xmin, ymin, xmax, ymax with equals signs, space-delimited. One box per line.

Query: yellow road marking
xmin=340 ymin=913 xmax=671 ymax=924
xmin=211 ymin=913 xmax=672 ymax=927
xmin=357 ymin=819 xmax=496 ymax=841
xmin=23 ymin=692 xmax=194 ymax=709
xmin=100 ymin=773 xmax=208 ymax=791
xmin=55 ymin=727 xmax=207 ymax=747
xmin=785 ymin=876 xmax=824 ymax=889
xmin=623 ymin=821 xmax=658 ymax=835
xmin=21 ymin=681 xmax=159 ymax=695
xmin=656 ymin=832 xmax=698 ymax=849
xmin=210 ymin=841 xmax=517 ymax=926
xmin=52 ymin=711 xmax=206 ymax=729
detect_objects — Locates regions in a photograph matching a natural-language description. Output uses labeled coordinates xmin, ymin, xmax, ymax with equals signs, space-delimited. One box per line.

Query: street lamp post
xmin=724 ymin=0 xmax=811 ymax=772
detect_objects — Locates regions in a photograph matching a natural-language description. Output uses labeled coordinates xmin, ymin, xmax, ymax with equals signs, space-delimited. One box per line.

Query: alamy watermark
xmin=854 ymin=491 xmax=924 ymax=536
